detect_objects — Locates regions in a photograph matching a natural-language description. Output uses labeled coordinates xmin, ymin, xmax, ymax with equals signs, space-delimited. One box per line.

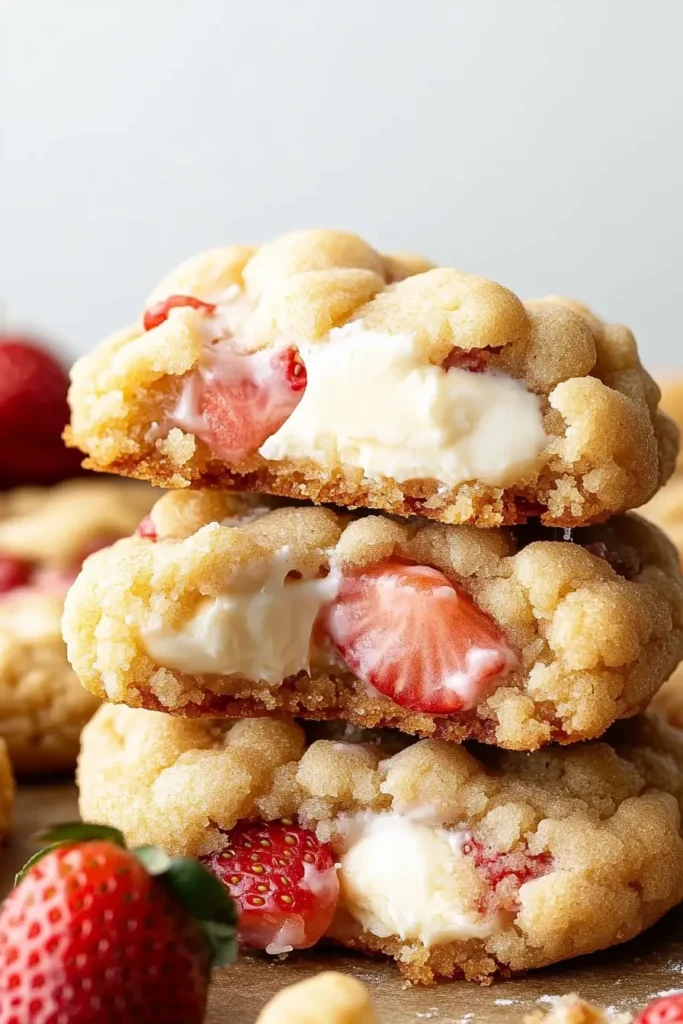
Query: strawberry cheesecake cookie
xmin=65 ymin=230 xmax=676 ymax=527
xmin=63 ymin=490 xmax=683 ymax=751
xmin=0 ymin=478 xmax=155 ymax=773
xmin=78 ymin=703 xmax=683 ymax=982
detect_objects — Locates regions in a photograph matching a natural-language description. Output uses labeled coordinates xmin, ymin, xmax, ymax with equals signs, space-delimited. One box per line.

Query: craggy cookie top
xmin=66 ymin=230 xmax=676 ymax=526
xmin=79 ymin=704 xmax=683 ymax=980
xmin=63 ymin=491 xmax=683 ymax=750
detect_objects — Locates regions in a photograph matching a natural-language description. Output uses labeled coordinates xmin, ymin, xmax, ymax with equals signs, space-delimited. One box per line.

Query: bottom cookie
xmin=78 ymin=705 xmax=683 ymax=983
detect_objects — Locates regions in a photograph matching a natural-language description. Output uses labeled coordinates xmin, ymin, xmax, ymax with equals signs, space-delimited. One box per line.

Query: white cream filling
xmin=338 ymin=813 xmax=494 ymax=947
xmin=260 ymin=323 xmax=547 ymax=487
xmin=142 ymin=548 xmax=339 ymax=683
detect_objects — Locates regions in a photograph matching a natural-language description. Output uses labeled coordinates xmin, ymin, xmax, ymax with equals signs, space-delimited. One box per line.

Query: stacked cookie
xmin=64 ymin=230 xmax=683 ymax=983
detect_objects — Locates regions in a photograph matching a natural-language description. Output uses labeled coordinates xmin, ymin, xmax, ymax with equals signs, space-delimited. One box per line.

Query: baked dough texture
xmin=78 ymin=703 xmax=683 ymax=983
xmin=0 ymin=480 xmax=155 ymax=772
xmin=63 ymin=490 xmax=683 ymax=751
xmin=65 ymin=230 xmax=677 ymax=527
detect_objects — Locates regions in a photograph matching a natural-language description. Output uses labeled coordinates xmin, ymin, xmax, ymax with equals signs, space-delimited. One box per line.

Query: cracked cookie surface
xmin=0 ymin=479 xmax=155 ymax=772
xmin=63 ymin=490 xmax=683 ymax=751
xmin=78 ymin=703 xmax=683 ymax=982
xmin=66 ymin=230 xmax=676 ymax=527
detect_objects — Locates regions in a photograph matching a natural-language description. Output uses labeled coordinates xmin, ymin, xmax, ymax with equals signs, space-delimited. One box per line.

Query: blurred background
xmin=2 ymin=0 xmax=682 ymax=366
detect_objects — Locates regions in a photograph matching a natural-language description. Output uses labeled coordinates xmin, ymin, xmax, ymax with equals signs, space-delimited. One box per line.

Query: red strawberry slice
xmin=201 ymin=347 xmax=306 ymax=461
xmin=0 ymin=555 xmax=31 ymax=594
xmin=637 ymin=995 xmax=683 ymax=1024
xmin=322 ymin=561 xmax=516 ymax=714
xmin=201 ymin=820 xmax=338 ymax=953
xmin=143 ymin=294 xmax=217 ymax=331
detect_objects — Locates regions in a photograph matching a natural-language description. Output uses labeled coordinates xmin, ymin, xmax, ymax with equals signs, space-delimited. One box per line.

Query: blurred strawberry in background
xmin=0 ymin=332 xmax=84 ymax=488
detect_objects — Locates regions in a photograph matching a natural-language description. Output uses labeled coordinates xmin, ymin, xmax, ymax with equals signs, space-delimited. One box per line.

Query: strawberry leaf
xmin=155 ymin=854 xmax=238 ymax=969
xmin=39 ymin=822 xmax=126 ymax=847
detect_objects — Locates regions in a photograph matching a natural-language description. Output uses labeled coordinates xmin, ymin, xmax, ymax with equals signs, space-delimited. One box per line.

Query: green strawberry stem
xmin=17 ymin=822 xmax=238 ymax=969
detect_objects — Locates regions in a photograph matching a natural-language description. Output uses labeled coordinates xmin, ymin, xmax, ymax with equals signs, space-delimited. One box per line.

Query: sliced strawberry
xmin=143 ymin=294 xmax=217 ymax=332
xmin=201 ymin=820 xmax=338 ymax=953
xmin=0 ymin=555 xmax=31 ymax=594
xmin=636 ymin=995 xmax=683 ymax=1024
xmin=136 ymin=513 xmax=158 ymax=541
xmin=322 ymin=561 xmax=516 ymax=714
xmin=201 ymin=346 xmax=306 ymax=461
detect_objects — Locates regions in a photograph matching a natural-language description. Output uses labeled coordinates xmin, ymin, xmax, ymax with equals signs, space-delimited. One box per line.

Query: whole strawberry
xmin=0 ymin=823 xmax=237 ymax=1024
xmin=0 ymin=333 xmax=83 ymax=487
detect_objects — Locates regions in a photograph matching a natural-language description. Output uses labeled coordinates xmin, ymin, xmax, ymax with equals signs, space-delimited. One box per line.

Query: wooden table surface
xmin=4 ymin=782 xmax=683 ymax=1024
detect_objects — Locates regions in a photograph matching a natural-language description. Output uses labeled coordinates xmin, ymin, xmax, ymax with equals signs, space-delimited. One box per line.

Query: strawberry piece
xmin=201 ymin=347 xmax=306 ymax=461
xmin=464 ymin=837 xmax=550 ymax=888
xmin=143 ymin=294 xmax=216 ymax=332
xmin=0 ymin=555 xmax=31 ymax=594
xmin=322 ymin=561 xmax=516 ymax=714
xmin=0 ymin=823 xmax=236 ymax=1024
xmin=201 ymin=820 xmax=338 ymax=953
xmin=442 ymin=346 xmax=496 ymax=372
xmin=136 ymin=513 xmax=158 ymax=540
xmin=636 ymin=994 xmax=683 ymax=1024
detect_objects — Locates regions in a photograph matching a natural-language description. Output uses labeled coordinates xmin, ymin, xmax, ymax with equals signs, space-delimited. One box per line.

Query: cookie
xmin=63 ymin=490 xmax=683 ymax=751
xmin=65 ymin=230 xmax=676 ymax=527
xmin=0 ymin=479 xmax=155 ymax=773
xmin=641 ymin=378 xmax=683 ymax=552
xmin=78 ymin=703 xmax=683 ymax=983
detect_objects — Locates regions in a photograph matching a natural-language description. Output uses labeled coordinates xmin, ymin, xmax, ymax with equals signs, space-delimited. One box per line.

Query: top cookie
xmin=66 ymin=230 xmax=677 ymax=527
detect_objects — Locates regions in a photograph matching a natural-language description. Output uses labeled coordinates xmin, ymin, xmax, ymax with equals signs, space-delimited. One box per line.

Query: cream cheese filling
xmin=260 ymin=323 xmax=547 ymax=487
xmin=337 ymin=812 xmax=494 ymax=947
xmin=142 ymin=548 xmax=339 ymax=683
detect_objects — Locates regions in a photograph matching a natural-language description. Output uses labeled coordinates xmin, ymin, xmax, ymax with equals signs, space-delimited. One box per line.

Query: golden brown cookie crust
xmin=65 ymin=230 xmax=676 ymax=526
xmin=63 ymin=491 xmax=683 ymax=751
xmin=78 ymin=704 xmax=683 ymax=983
xmin=0 ymin=479 xmax=156 ymax=773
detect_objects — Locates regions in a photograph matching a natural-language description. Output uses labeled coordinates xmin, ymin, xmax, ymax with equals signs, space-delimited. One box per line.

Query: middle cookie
xmin=63 ymin=491 xmax=683 ymax=751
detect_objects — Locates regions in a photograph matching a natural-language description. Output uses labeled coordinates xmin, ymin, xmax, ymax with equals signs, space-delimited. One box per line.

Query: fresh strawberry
xmin=0 ymin=555 xmax=31 ymax=594
xmin=143 ymin=294 xmax=217 ymax=332
xmin=322 ymin=561 xmax=516 ymax=714
xmin=201 ymin=820 xmax=338 ymax=953
xmin=0 ymin=822 xmax=237 ymax=1024
xmin=0 ymin=336 xmax=71 ymax=434
xmin=201 ymin=346 xmax=306 ymax=461
xmin=0 ymin=334 xmax=86 ymax=487
xmin=136 ymin=513 xmax=158 ymax=540
xmin=636 ymin=994 xmax=683 ymax=1024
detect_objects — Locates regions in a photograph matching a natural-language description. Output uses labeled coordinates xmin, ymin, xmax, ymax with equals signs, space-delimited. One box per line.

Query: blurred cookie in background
xmin=641 ymin=376 xmax=683 ymax=552
xmin=0 ymin=330 xmax=85 ymax=489
xmin=0 ymin=479 xmax=155 ymax=774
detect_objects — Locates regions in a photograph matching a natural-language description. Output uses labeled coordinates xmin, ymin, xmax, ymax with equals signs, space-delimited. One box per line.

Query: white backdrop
xmin=2 ymin=0 xmax=682 ymax=369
